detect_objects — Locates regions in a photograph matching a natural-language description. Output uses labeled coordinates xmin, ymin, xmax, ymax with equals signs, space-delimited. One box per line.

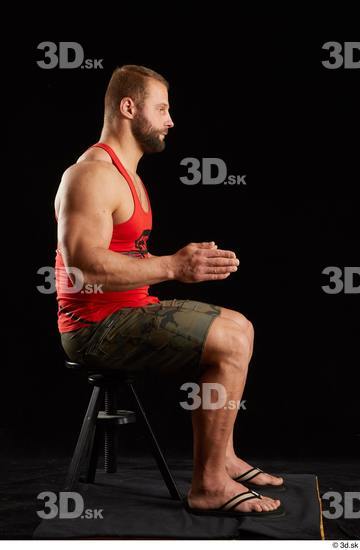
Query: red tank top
xmin=55 ymin=142 xmax=160 ymax=333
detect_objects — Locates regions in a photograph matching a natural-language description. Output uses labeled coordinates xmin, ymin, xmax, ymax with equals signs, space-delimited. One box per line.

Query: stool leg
xmin=64 ymin=385 xmax=102 ymax=491
xmin=82 ymin=425 xmax=102 ymax=483
xmin=128 ymin=382 xmax=183 ymax=501
xmin=104 ymin=387 xmax=118 ymax=473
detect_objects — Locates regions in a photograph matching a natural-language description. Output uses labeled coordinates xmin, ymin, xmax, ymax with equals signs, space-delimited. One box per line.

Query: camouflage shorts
xmin=61 ymin=299 xmax=221 ymax=382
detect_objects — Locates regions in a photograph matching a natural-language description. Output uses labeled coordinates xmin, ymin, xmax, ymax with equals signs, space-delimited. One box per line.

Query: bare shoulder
xmin=55 ymin=159 xmax=119 ymax=217
xmin=63 ymin=158 xmax=115 ymax=186
xmin=59 ymin=143 xmax=122 ymax=191
xmin=59 ymin=144 xmax=129 ymax=195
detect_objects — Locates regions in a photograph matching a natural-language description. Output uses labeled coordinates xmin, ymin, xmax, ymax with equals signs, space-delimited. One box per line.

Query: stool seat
xmin=65 ymin=360 xmax=135 ymax=384
xmin=65 ymin=360 xmax=86 ymax=371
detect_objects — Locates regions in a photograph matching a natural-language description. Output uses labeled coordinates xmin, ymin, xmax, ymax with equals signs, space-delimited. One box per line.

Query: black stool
xmin=64 ymin=360 xmax=182 ymax=501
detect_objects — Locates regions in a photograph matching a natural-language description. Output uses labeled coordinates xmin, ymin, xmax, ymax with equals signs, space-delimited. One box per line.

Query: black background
xmin=4 ymin=16 xmax=359 ymax=463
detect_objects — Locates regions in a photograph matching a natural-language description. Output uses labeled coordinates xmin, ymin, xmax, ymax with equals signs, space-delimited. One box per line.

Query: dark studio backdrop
xmin=4 ymin=20 xmax=359 ymax=465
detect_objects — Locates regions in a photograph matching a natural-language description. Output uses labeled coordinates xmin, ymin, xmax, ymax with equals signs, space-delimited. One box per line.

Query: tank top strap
xmin=91 ymin=142 xmax=143 ymax=210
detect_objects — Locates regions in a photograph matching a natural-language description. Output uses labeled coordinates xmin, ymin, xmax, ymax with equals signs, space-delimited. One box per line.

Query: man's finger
xmin=202 ymin=248 xmax=237 ymax=259
xmin=205 ymin=258 xmax=240 ymax=267
xmin=203 ymin=266 xmax=238 ymax=274
xmin=195 ymin=241 xmax=217 ymax=248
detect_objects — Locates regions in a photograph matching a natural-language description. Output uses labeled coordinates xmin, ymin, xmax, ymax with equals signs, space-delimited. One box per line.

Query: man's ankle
xmin=191 ymin=469 xmax=229 ymax=492
xmin=225 ymin=453 xmax=238 ymax=463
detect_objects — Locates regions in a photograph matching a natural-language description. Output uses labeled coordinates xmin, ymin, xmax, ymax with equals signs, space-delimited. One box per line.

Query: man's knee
xmin=247 ymin=319 xmax=254 ymax=342
xmin=229 ymin=327 xmax=253 ymax=364
xmin=220 ymin=308 xmax=254 ymax=339
xmin=223 ymin=309 xmax=254 ymax=350
xmin=233 ymin=314 xmax=254 ymax=351
xmin=201 ymin=317 xmax=252 ymax=369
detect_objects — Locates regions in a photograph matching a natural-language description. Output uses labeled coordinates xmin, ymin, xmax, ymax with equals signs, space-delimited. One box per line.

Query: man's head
xmin=104 ymin=65 xmax=174 ymax=153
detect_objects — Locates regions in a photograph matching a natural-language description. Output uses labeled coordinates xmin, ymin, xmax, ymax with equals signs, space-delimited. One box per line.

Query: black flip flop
xmin=234 ymin=467 xmax=286 ymax=491
xmin=184 ymin=489 xmax=285 ymax=518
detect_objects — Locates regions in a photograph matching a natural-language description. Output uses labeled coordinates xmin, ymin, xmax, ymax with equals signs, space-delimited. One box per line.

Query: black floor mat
xmin=33 ymin=465 xmax=324 ymax=540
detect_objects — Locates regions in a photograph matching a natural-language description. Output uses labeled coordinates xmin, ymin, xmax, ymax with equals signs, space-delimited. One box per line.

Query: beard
xmin=131 ymin=110 xmax=166 ymax=153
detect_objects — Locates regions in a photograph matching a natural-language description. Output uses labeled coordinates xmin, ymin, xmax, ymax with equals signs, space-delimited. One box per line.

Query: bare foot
xmin=188 ymin=477 xmax=281 ymax=514
xmin=225 ymin=456 xmax=284 ymax=486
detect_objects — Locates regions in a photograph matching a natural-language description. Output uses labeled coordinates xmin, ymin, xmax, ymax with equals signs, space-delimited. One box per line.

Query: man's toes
xmin=272 ymin=475 xmax=284 ymax=485
xmin=251 ymin=496 xmax=281 ymax=513
xmin=266 ymin=497 xmax=280 ymax=509
xmin=259 ymin=496 xmax=279 ymax=511
xmin=256 ymin=501 xmax=267 ymax=512
xmin=264 ymin=473 xmax=283 ymax=485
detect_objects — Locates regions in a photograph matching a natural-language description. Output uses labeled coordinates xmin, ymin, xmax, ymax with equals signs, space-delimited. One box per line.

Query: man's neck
xmin=99 ymin=127 xmax=143 ymax=175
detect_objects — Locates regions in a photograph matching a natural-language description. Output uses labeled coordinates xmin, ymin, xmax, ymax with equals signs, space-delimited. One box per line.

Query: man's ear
xmin=119 ymin=96 xmax=136 ymax=119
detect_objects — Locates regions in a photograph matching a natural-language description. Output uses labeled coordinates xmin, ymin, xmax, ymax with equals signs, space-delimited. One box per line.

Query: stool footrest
xmin=97 ymin=410 xmax=136 ymax=425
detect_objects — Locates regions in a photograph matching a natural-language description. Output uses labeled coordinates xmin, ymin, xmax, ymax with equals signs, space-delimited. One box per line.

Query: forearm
xmin=80 ymin=247 xmax=174 ymax=292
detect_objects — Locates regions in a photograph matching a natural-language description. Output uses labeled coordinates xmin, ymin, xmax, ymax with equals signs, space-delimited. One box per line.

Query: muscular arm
xmin=56 ymin=162 xmax=174 ymax=292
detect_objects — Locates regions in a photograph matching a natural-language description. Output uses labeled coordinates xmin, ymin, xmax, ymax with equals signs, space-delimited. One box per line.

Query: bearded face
xmin=131 ymin=108 xmax=167 ymax=153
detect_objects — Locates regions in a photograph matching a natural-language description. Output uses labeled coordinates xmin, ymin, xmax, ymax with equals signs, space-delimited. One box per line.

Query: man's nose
xmin=166 ymin=115 xmax=174 ymax=128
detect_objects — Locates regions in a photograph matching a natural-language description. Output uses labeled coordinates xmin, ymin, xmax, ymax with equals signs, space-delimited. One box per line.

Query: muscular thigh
xmin=64 ymin=299 xmax=223 ymax=383
xmin=61 ymin=299 xmax=250 ymax=380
